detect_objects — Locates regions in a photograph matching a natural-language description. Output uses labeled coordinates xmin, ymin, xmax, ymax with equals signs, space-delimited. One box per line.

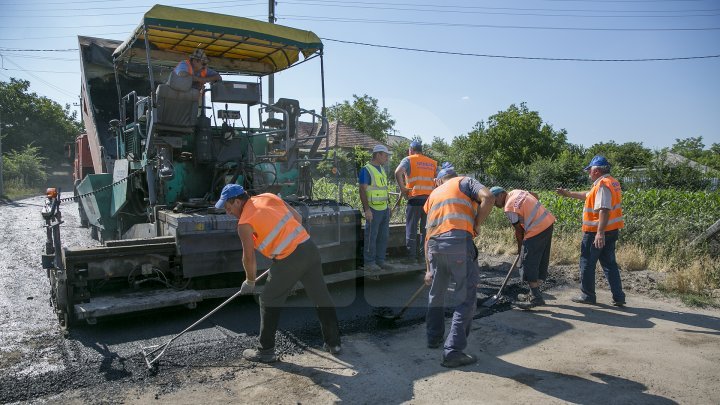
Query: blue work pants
xmin=578 ymin=230 xmax=625 ymax=303
xmin=405 ymin=204 xmax=427 ymax=258
xmin=364 ymin=207 xmax=390 ymax=266
xmin=425 ymin=235 xmax=479 ymax=359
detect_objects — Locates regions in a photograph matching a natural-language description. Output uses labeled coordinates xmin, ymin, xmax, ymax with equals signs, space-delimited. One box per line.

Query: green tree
xmin=585 ymin=141 xmax=653 ymax=172
xmin=670 ymin=137 xmax=720 ymax=171
xmin=455 ymin=103 xmax=567 ymax=178
xmin=0 ymin=78 xmax=81 ymax=161
xmin=326 ymin=94 xmax=396 ymax=142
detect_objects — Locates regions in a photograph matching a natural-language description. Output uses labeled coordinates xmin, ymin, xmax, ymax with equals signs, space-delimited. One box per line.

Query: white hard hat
xmin=372 ymin=144 xmax=389 ymax=154
xmin=190 ymin=48 xmax=208 ymax=62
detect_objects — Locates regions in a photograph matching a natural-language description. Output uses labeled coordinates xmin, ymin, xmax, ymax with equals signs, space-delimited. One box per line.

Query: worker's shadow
xmin=536 ymin=303 xmax=720 ymax=333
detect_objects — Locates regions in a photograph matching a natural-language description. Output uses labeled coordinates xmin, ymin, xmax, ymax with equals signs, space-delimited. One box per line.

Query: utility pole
xmin=0 ymin=112 xmax=4 ymax=197
xmin=268 ymin=0 xmax=276 ymax=118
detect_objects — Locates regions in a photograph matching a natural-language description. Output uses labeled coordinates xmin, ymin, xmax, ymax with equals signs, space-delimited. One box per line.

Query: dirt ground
xmin=1 ymin=188 xmax=719 ymax=404
xmin=36 ymin=288 xmax=720 ymax=405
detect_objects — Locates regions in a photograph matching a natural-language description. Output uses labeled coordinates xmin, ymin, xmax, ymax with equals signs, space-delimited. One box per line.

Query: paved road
xmin=0 ymin=193 xmax=525 ymax=403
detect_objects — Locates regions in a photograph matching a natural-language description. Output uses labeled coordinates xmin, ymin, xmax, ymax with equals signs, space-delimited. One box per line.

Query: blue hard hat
xmin=436 ymin=162 xmax=456 ymax=179
xmin=584 ymin=155 xmax=611 ymax=171
xmin=409 ymin=140 xmax=422 ymax=151
xmin=215 ymin=184 xmax=246 ymax=209
xmin=490 ymin=186 xmax=506 ymax=197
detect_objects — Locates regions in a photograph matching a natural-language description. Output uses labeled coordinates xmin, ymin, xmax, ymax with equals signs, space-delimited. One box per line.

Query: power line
xmin=281 ymin=15 xmax=720 ymax=30
xmin=280 ymin=0 xmax=720 ymax=17
xmin=322 ymin=37 xmax=720 ymax=62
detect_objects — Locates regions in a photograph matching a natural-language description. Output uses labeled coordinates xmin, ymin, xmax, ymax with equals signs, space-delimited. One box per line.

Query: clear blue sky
xmin=1 ymin=0 xmax=719 ymax=150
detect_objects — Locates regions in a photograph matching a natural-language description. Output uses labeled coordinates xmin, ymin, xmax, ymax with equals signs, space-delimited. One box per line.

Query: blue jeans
xmin=579 ymin=230 xmax=625 ymax=303
xmin=405 ymin=204 xmax=427 ymax=258
xmin=426 ymin=235 xmax=478 ymax=359
xmin=364 ymin=207 xmax=389 ymax=266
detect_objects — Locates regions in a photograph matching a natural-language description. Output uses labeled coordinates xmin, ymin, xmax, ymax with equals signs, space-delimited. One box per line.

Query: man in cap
xmin=424 ymin=162 xmax=495 ymax=367
xmin=394 ymin=140 xmax=438 ymax=263
xmin=490 ymin=186 xmax=555 ymax=309
xmin=556 ymin=155 xmax=626 ymax=307
xmin=359 ymin=144 xmax=392 ymax=272
xmin=215 ymin=184 xmax=341 ymax=363
xmin=172 ymin=48 xmax=222 ymax=90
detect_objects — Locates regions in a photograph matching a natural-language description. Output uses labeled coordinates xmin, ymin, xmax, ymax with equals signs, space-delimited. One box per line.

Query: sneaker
xmin=611 ymin=300 xmax=626 ymax=307
xmin=515 ymin=293 xmax=545 ymax=310
xmin=427 ymin=338 xmax=443 ymax=349
xmin=441 ymin=353 xmax=477 ymax=368
xmin=378 ymin=262 xmax=394 ymax=271
xmin=363 ymin=263 xmax=381 ymax=272
xmin=570 ymin=295 xmax=596 ymax=305
xmin=242 ymin=348 xmax=278 ymax=363
xmin=323 ymin=343 xmax=342 ymax=355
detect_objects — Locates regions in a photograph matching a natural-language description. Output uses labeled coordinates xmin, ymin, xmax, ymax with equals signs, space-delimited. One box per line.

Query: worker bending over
xmin=215 ymin=184 xmax=341 ymax=363
xmin=490 ymin=187 xmax=555 ymax=309
xmin=424 ymin=162 xmax=494 ymax=368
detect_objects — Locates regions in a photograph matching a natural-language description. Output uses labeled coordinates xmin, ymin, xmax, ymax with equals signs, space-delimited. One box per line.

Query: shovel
xmin=141 ymin=268 xmax=271 ymax=369
xmin=376 ymin=282 xmax=427 ymax=324
xmin=482 ymin=252 xmax=521 ymax=308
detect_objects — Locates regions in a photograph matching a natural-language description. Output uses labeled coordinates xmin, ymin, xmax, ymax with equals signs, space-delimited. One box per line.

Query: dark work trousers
xmin=520 ymin=224 xmax=553 ymax=282
xmin=259 ymin=240 xmax=340 ymax=351
xmin=425 ymin=232 xmax=479 ymax=360
xmin=405 ymin=198 xmax=428 ymax=258
xmin=578 ymin=229 xmax=626 ymax=303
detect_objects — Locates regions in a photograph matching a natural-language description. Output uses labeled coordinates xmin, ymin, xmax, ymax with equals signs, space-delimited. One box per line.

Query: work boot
xmin=441 ymin=353 xmax=477 ymax=368
xmin=515 ymin=293 xmax=545 ymax=310
xmin=363 ymin=263 xmax=381 ymax=272
xmin=611 ymin=299 xmax=626 ymax=307
xmin=570 ymin=295 xmax=596 ymax=305
xmin=242 ymin=348 xmax=278 ymax=363
xmin=323 ymin=343 xmax=342 ymax=355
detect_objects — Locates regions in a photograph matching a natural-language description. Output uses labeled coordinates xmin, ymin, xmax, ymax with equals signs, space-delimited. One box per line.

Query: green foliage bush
xmin=3 ymin=144 xmax=47 ymax=188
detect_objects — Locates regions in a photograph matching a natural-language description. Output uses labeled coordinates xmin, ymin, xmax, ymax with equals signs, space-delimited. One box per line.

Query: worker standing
xmin=556 ymin=155 xmax=627 ymax=307
xmin=394 ymin=140 xmax=437 ymax=263
xmin=424 ymin=162 xmax=494 ymax=367
xmin=215 ymin=184 xmax=341 ymax=363
xmin=490 ymin=187 xmax=555 ymax=309
xmin=359 ymin=144 xmax=392 ymax=272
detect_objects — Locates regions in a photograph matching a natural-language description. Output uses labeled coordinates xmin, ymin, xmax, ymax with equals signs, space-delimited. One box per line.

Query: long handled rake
xmin=141 ymin=268 xmax=270 ymax=369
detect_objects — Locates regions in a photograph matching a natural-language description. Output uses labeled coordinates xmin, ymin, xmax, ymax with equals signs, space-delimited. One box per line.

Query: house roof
xmin=297 ymin=121 xmax=389 ymax=151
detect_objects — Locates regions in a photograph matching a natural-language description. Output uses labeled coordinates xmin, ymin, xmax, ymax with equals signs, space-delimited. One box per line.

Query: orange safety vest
xmin=424 ymin=176 xmax=478 ymax=240
xmin=504 ymin=189 xmax=556 ymax=239
xmin=582 ymin=175 xmax=624 ymax=233
xmin=185 ymin=60 xmax=208 ymax=78
xmin=406 ymin=154 xmax=437 ymax=198
xmin=238 ymin=193 xmax=310 ymax=260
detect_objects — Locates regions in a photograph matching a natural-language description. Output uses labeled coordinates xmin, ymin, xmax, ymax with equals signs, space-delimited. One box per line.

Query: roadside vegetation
xmin=2 ymin=78 xmax=718 ymax=303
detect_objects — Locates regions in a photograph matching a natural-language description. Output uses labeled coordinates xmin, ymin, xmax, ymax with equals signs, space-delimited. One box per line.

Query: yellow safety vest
xmin=364 ymin=163 xmax=389 ymax=210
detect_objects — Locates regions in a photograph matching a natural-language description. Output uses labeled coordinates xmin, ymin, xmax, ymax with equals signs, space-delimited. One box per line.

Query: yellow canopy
xmin=113 ymin=4 xmax=323 ymax=75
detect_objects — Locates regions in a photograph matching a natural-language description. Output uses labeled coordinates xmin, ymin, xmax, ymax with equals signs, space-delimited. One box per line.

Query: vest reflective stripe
xmin=504 ymin=189 xmax=556 ymax=239
xmin=424 ymin=177 xmax=478 ymax=239
xmin=365 ymin=163 xmax=389 ymax=210
xmin=406 ymin=154 xmax=437 ymax=198
xmin=185 ymin=60 xmax=208 ymax=78
xmin=582 ymin=175 xmax=624 ymax=232
xmin=239 ymin=193 xmax=310 ymax=260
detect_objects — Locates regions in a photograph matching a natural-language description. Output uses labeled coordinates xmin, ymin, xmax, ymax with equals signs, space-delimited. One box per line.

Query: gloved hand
xmin=240 ymin=280 xmax=255 ymax=295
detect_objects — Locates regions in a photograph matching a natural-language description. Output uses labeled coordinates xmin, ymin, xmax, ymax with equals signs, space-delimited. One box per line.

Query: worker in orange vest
xmin=172 ymin=48 xmax=222 ymax=90
xmin=490 ymin=186 xmax=556 ymax=309
xmin=394 ymin=140 xmax=438 ymax=263
xmin=423 ymin=162 xmax=495 ymax=368
xmin=215 ymin=184 xmax=341 ymax=363
xmin=556 ymin=155 xmax=626 ymax=307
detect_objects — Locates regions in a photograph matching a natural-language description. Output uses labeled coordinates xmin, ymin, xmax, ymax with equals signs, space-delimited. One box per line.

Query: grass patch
xmin=616 ymin=244 xmax=648 ymax=271
xmin=658 ymin=288 xmax=720 ymax=308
